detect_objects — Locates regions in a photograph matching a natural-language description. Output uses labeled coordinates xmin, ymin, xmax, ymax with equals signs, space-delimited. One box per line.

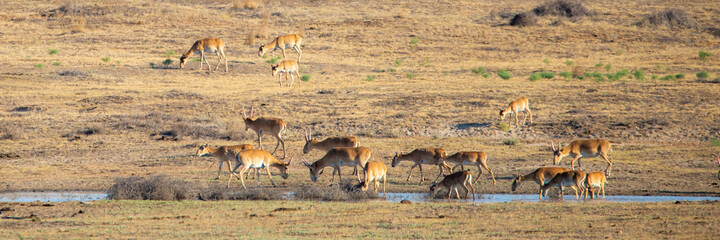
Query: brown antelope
xmin=391 ymin=148 xmax=452 ymax=184
xmin=243 ymin=106 xmax=287 ymax=159
xmin=196 ymin=144 xmax=254 ymax=179
xmin=511 ymin=166 xmax=571 ymax=200
xmin=258 ymin=34 xmax=303 ymax=62
xmin=301 ymin=147 xmax=372 ymax=184
xmin=179 ymin=38 xmax=228 ymax=72
xmin=302 ymin=128 xmax=359 ymax=154
xmin=541 ymin=170 xmax=587 ymax=200
xmin=359 ymin=161 xmax=387 ymax=195
xmin=444 ymin=151 xmax=496 ymax=185
xmin=551 ymin=139 xmax=613 ymax=176
xmin=227 ymin=149 xmax=292 ymax=189
xmin=429 ymin=170 xmax=476 ymax=201
xmin=499 ymin=97 xmax=532 ymax=128
xmin=715 ymin=153 xmax=720 ymax=181
xmin=583 ymin=171 xmax=607 ymax=200
xmin=271 ymin=60 xmax=300 ymax=87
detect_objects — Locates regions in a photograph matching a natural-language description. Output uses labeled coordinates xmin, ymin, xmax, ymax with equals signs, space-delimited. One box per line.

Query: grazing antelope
xmin=302 ymin=128 xmax=359 ymax=154
xmin=715 ymin=153 xmax=720 ymax=181
xmin=196 ymin=144 xmax=254 ymax=179
xmin=358 ymin=161 xmax=387 ymax=195
xmin=258 ymin=34 xmax=303 ymax=62
xmin=551 ymin=139 xmax=613 ymax=176
xmin=541 ymin=170 xmax=587 ymax=200
xmin=499 ymin=97 xmax=532 ymax=128
xmin=391 ymin=148 xmax=452 ymax=184
xmin=179 ymin=38 xmax=228 ymax=72
xmin=301 ymin=147 xmax=372 ymax=184
xmin=227 ymin=149 xmax=292 ymax=189
xmin=444 ymin=151 xmax=496 ymax=185
xmin=271 ymin=60 xmax=300 ymax=87
xmin=429 ymin=170 xmax=476 ymax=201
xmin=511 ymin=166 xmax=571 ymax=200
xmin=243 ymin=106 xmax=287 ymax=159
xmin=583 ymin=171 xmax=607 ymax=200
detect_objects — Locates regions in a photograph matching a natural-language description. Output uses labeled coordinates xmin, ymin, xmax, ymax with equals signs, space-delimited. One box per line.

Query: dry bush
xmin=236 ymin=0 xmax=261 ymax=10
xmin=510 ymin=12 xmax=538 ymax=27
xmin=0 ymin=126 xmax=24 ymax=140
xmin=69 ymin=17 xmax=86 ymax=33
xmin=201 ymin=186 xmax=285 ymax=200
xmin=107 ymin=175 xmax=190 ymax=201
xmin=572 ymin=66 xmax=585 ymax=77
xmin=256 ymin=11 xmax=270 ymax=39
xmin=532 ymin=0 xmax=593 ymax=18
xmin=636 ymin=9 xmax=697 ymax=29
xmin=294 ymin=184 xmax=379 ymax=201
xmin=246 ymin=31 xmax=255 ymax=46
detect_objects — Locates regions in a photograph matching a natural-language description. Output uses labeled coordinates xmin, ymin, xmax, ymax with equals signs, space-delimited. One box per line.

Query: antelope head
xmin=302 ymin=128 xmax=317 ymax=154
xmin=499 ymin=109 xmax=507 ymax=121
xmin=511 ymin=170 xmax=521 ymax=191
xmin=391 ymin=152 xmax=401 ymax=167
xmin=196 ymin=144 xmax=210 ymax=157
xmin=242 ymin=106 xmax=255 ymax=131
xmin=179 ymin=55 xmax=188 ymax=69
xmin=278 ymin=157 xmax=293 ymax=179
xmin=302 ymin=157 xmax=320 ymax=182
xmin=551 ymin=140 xmax=563 ymax=165
xmin=258 ymin=46 xmax=267 ymax=57
xmin=271 ymin=64 xmax=280 ymax=76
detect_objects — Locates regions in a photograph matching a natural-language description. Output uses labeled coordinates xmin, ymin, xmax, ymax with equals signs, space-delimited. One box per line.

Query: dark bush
xmin=201 ymin=186 xmax=285 ymax=201
xmin=532 ymin=0 xmax=593 ymax=18
xmin=636 ymin=9 xmax=697 ymax=29
xmin=510 ymin=12 xmax=537 ymax=27
xmin=294 ymin=184 xmax=379 ymax=201
xmin=108 ymin=175 xmax=190 ymax=201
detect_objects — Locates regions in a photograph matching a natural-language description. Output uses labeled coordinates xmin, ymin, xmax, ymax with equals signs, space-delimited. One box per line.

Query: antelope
xmin=715 ymin=153 xmax=720 ymax=181
xmin=271 ymin=60 xmax=300 ymax=87
xmin=444 ymin=151 xmax=496 ymax=185
xmin=358 ymin=161 xmax=387 ymax=195
xmin=391 ymin=148 xmax=452 ymax=184
xmin=499 ymin=97 xmax=532 ymax=128
xmin=243 ymin=106 xmax=287 ymax=159
xmin=227 ymin=149 xmax=292 ymax=189
xmin=429 ymin=170 xmax=476 ymax=201
xmin=179 ymin=38 xmax=228 ymax=72
xmin=301 ymin=147 xmax=372 ymax=184
xmin=583 ymin=171 xmax=607 ymax=200
xmin=551 ymin=139 xmax=613 ymax=176
xmin=541 ymin=170 xmax=587 ymax=200
xmin=196 ymin=144 xmax=254 ymax=179
xmin=511 ymin=166 xmax=571 ymax=200
xmin=302 ymin=128 xmax=359 ymax=154
xmin=258 ymin=34 xmax=303 ymax=62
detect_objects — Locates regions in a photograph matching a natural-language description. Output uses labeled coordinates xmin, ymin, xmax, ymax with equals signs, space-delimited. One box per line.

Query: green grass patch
xmin=394 ymin=59 xmax=402 ymax=67
xmin=675 ymin=73 xmax=684 ymax=79
xmin=301 ymin=74 xmax=311 ymax=82
xmin=266 ymin=56 xmax=282 ymax=64
xmin=528 ymin=73 xmax=540 ymax=81
xmin=405 ymin=72 xmax=416 ymax=79
xmin=565 ymin=60 xmax=574 ymax=66
xmin=585 ymin=71 xmax=604 ymax=82
xmin=193 ymin=58 xmax=202 ymax=62
xmin=49 ymin=48 xmax=59 ymax=55
xmin=498 ymin=70 xmax=511 ymax=80
xmin=711 ymin=138 xmax=720 ymax=147
xmin=502 ymin=138 xmax=519 ymax=146
xmin=33 ymin=63 xmax=44 ymax=69
xmin=471 ymin=66 xmax=485 ymax=75
xmin=659 ymin=74 xmax=677 ymax=81
xmin=53 ymin=62 xmax=61 ymax=66
xmin=696 ymin=71 xmax=709 ymax=79
xmin=102 ymin=57 xmax=111 ymax=63
xmin=595 ymin=63 xmax=604 ymax=68
xmin=162 ymin=59 xmax=173 ymax=67
xmin=560 ymin=71 xmax=572 ymax=78
xmin=164 ymin=50 xmax=175 ymax=57
xmin=497 ymin=122 xmax=509 ymax=132
xmin=481 ymin=72 xmax=490 ymax=78
xmin=540 ymin=72 xmax=555 ymax=79
xmin=388 ymin=68 xmax=396 ymax=73
xmin=365 ymin=74 xmax=376 ymax=81
xmin=633 ymin=69 xmax=645 ymax=80
xmin=604 ymin=64 xmax=612 ymax=71
xmin=542 ymin=58 xmax=550 ymax=64
xmin=699 ymin=50 xmax=711 ymax=61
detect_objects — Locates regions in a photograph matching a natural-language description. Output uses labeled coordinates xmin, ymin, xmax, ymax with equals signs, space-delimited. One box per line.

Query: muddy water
xmin=1 ymin=191 xmax=718 ymax=203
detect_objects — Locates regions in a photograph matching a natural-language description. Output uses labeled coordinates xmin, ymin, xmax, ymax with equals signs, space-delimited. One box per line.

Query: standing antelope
xmin=302 ymin=128 xmax=359 ymax=154
xmin=511 ymin=166 xmax=571 ymax=200
xmin=301 ymin=147 xmax=372 ymax=184
xmin=271 ymin=60 xmax=300 ymax=87
xmin=258 ymin=34 xmax=303 ymax=62
xmin=391 ymin=148 xmax=452 ymax=184
xmin=715 ymin=153 xmax=720 ymax=181
xmin=179 ymin=38 xmax=228 ymax=72
xmin=243 ymin=106 xmax=287 ymax=159
xmin=541 ymin=170 xmax=587 ymax=200
xmin=444 ymin=151 xmax=496 ymax=185
xmin=583 ymin=171 xmax=607 ymax=200
xmin=227 ymin=149 xmax=292 ymax=189
xmin=429 ymin=170 xmax=476 ymax=201
xmin=551 ymin=139 xmax=613 ymax=176
xmin=499 ymin=97 xmax=532 ymax=128
xmin=196 ymin=144 xmax=254 ymax=179
xmin=359 ymin=161 xmax=387 ymax=195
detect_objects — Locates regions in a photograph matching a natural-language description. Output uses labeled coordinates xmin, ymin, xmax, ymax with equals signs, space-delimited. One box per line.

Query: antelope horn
xmin=250 ymin=106 xmax=254 ymax=118
xmin=286 ymin=157 xmax=293 ymax=166
xmin=550 ymin=140 xmax=555 ymax=151
xmin=715 ymin=153 xmax=720 ymax=167
xmin=242 ymin=106 xmax=247 ymax=118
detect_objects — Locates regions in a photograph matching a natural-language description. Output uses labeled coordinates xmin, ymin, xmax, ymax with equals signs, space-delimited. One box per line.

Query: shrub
xmin=162 ymin=59 xmax=173 ymax=68
xmin=675 ymin=73 xmax=685 ymax=79
xmin=711 ymin=138 xmax=720 ymax=147
xmin=560 ymin=71 xmax=572 ymax=78
xmin=696 ymin=71 xmax=709 ymax=79
xmin=594 ymin=63 xmax=604 ymax=68
xmin=699 ymin=51 xmax=712 ymax=61
xmin=294 ymin=185 xmax=379 ymax=201
xmin=498 ymin=70 xmax=512 ymax=79
xmin=406 ymin=72 xmax=416 ymax=79
xmin=33 ymin=64 xmax=44 ymax=69
xmin=388 ymin=68 xmax=396 ymax=72
xmin=659 ymin=74 xmax=676 ymax=81
xmin=503 ymin=138 xmax=519 ymax=146
xmin=633 ymin=69 xmax=645 ymax=80
xmin=471 ymin=67 xmax=485 ymax=74
xmin=585 ymin=71 xmax=604 ymax=82
xmin=53 ymin=62 xmax=61 ymax=66
xmin=102 ymin=57 xmax=111 ymax=63
xmin=49 ymin=49 xmax=59 ymax=55
xmin=365 ymin=74 xmax=376 ymax=81
xmin=497 ymin=122 xmax=510 ymax=132
xmin=540 ymin=72 xmax=555 ymax=79
xmin=481 ymin=72 xmax=491 ymax=78
xmin=149 ymin=62 xmax=155 ymax=68
xmin=606 ymin=69 xmax=629 ymax=81
xmin=510 ymin=12 xmax=537 ymax=27
xmin=651 ymin=75 xmax=658 ymax=80
xmin=394 ymin=59 xmax=402 ymax=66
xmin=266 ymin=56 xmax=281 ymax=64
xmin=565 ymin=60 xmax=574 ymax=66
xmin=604 ymin=64 xmax=612 ymax=71
xmin=301 ymin=74 xmax=311 ymax=82
xmin=164 ymin=50 xmax=175 ymax=57
xmin=532 ymin=0 xmax=593 ymax=18
xmin=636 ymin=9 xmax=697 ymax=29
xmin=528 ymin=73 xmax=541 ymax=81
xmin=107 ymin=175 xmax=189 ymax=201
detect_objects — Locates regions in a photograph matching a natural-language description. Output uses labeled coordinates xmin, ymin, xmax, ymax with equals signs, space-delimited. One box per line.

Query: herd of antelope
xmin=184 ymin=35 xmax=718 ymax=201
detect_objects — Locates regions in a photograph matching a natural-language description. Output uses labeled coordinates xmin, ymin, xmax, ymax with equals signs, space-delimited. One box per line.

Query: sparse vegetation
xmin=503 ymin=138 xmax=519 ymax=146
xmin=301 ymin=74 xmax=311 ymax=82
xmin=33 ymin=64 xmax=44 ymax=69
xmin=409 ymin=37 xmax=419 ymax=50
xmin=711 ymin=138 xmax=720 ymax=147
xmin=699 ymin=51 xmax=711 ymax=61
xmin=394 ymin=59 xmax=402 ymax=67
xmin=565 ymin=60 xmax=573 ymax=66
xmin=388 ymin=68 xmax=396 ymax=72
xmin=164 ymin=51 xmax=175 ymax=57
xmin=636 ymin=8 xmax=697 ymax=29
xmin=102 ymin=57 xmax=111 ymax=63
xmin=696 ymin=71 xmax=709 ymax=79
xmin=107 ymin=175 xmax=189 ymax=201
xmin=560 ymin=71 xmax=572 ymax=79
xmin=633 ymin=69 xmax=645 ymax=80
xmin=471 ymin=66 xmax=485 ymax=75
xmin=266 ymin=56 xmax=282 ymax=64
xmin=498 ymin=70 xmax=512 ymax=80
xmin=540 ymin=72 xmax=555 ymax=79
xmin=510 ymin=12 xmax=537 ymax=27
xmin=365 ymin=74 xmax=376 ymax=81
xmin=529 ymin=73 xmax=540 ymax=81
xmin=49 ymin=49 xmax=59 ymax=55
xmin=405 ymin=72 xmax=416 ymax=79
xmin=162 ymin=59 xmax=173 ymax=68
xmin=52 ymin=62 xmax=61 ymax=66
xmin=497 ymin=122 xmax=510 ymax=132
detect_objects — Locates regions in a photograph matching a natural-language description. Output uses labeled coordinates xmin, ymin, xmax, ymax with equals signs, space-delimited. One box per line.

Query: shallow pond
xmin=0 ymin=192 xmax=107 ymax=202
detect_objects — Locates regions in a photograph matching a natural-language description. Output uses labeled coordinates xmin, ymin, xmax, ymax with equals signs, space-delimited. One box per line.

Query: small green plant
xmin=607 ymin=69 xmax=629 ymax=81
xmin=162 ymin=59 xmax=173 ymax=68
xmin=565 ymin=60 xmax=574 ymax=66
xmin=615 ymin=49 xmax=624 ymax=55
xmin=651 ymin=74 xmax=658 ymax=80
xmin=711 ymin=138 xmax=720 ymax=147
xmin=388 ymin=68 xmax=396 ymax=72
xmin=102 ymin=57 xmax=111 ymax=63
xmin=164 ymin=50 xmax=175 ymax=57
xmin=266 ymin=56 xmax=282 ymax=64
xmin=33 ymin=63 xmax=44 ymax=69
xmin=696 ymin=71 xmax=709 ymax=79
xmin=48 ymin=48 xmax=59 ymax=55
xmin=497 ymin=122 xmax=509 ymax=132
xmin=149 ymin=62 xmax=155 ymax=68
xmin=675 ymin=73 xmax=684 ymax=79
xmin=53 ymin=62 xmax=61 ymax=66
xmin=481 ymin=72 xmax=490 ymax=78
xmin=502 ymin=138 xmax=519 ymax=146
xmin=301 ymin=74 xmax=311 ymax=82
xmin=471 ymin=66 xmax=485 ymax=74
xmin=409 ymin=37 xmax=419 ymax=49
xmin=604 ymin=64 xmax=612 ymax=71
xmin=528 ymin=74 xmax=540 ymax=81
xmin=405 ymin=72 xmax=416 ymax=79
xmin=419 ymin=58 xmax=430 ymax=67
xmin=699 ymin=50 xmax=711 ymax=61
xmin=193 ymin=58 xmax=202 ymax=62
xmin=595 ymin=63 xmax=604 ymax=68
xmin=633 ymin=69 xmax=645 ymax=80
xmin=116 ymin=60 xmax=121 ymax=65
xmin=560 ymin=71 xmax=572 ymax=78
xmin=659 ymin=74 xmax=677 ymax=81
xmin=542 ymin=58 xmax=550 ymax=64
xmin=365 ymin=74 xmax=377 ymax=81
xmin=394 ymin=59 xmax=403 ymax=67
xmin=498 ymin=70 xmax=511 ymax=80
xmin=540 ymin=72 xmax=555 ymax=79
xmin=585 ymin=71 xmax=604 ymax=82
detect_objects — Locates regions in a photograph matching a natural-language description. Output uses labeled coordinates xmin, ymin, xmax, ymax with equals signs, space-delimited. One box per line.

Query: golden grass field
xmin=1 ymin=0 xmax=720 ymax=238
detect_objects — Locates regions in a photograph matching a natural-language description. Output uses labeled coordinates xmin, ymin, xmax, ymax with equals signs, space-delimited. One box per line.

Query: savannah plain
xmin=1 ymin=0 xmax=720 ymax=238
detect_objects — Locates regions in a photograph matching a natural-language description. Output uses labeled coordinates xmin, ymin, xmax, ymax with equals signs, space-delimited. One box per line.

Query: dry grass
xmin=636 ymin=8 xmax=698 ymax=29
xmin=510 ymin=12 xmax=538 ymax=27
xmin=107 ymin=175 xmax=190 ymax=201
